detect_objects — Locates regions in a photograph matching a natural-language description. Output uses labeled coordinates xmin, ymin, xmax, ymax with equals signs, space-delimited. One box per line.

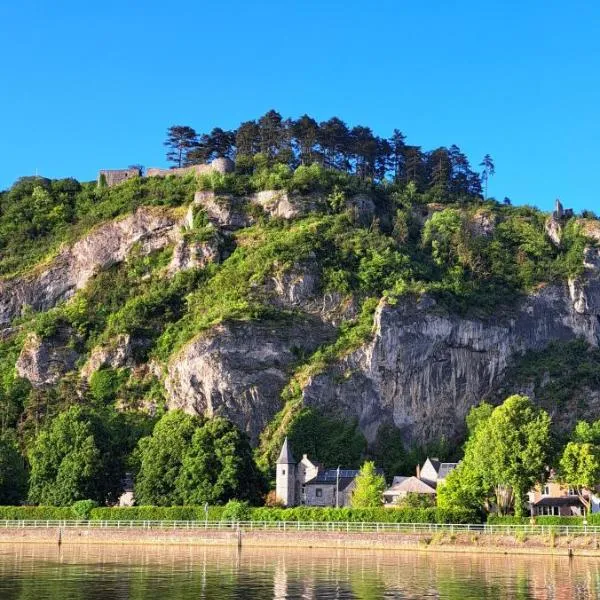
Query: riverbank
xmin=2 ymin=526 xmax=600 ymax=557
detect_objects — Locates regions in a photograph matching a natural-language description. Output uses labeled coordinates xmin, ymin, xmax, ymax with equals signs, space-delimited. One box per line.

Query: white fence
xmin=1 ymin=520 xmax=600 ymax=536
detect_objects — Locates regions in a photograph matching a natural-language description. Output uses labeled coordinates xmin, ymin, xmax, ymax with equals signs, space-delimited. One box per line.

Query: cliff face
xmin=302 ymin=252 xmax=600 ymax=445
xmin=0 ymin=207 xmax=183 ymax=326
xmin=3 ymin=182 xmax=600 ymax=452
xmin=165 ymin=317 xmax=335 ymax=442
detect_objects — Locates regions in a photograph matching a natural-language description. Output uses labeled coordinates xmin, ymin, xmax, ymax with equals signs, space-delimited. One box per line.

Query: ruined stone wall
xmin=97 ymin=168 xmax=140 ymax=187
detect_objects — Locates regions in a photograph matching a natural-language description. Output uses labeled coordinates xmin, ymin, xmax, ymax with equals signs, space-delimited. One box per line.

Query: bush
xmin=0 ymin=506 xmax=75 ymax=520
xmin=248 ymin=507 xmax=479 ymax=524
xmin=89 ymin=506 xmax=225 ymax=521
xmin=487 ymin=515 xmax=585 ymax=526
xmin=71 ymin=500 xmax=98 ymax=520
xmin=222 ymin=500 xmax=251 ymax=522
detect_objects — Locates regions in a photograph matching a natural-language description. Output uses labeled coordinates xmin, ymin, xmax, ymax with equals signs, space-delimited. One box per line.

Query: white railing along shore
xmin=1 ymin=520 xmax=600 ymax=536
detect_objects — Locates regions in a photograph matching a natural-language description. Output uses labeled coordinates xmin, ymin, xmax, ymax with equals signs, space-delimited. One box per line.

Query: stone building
xmin=97 ymin=167 xmax=141 ymax=187
xmin=275 ymin=438 xmax=379 ymax=508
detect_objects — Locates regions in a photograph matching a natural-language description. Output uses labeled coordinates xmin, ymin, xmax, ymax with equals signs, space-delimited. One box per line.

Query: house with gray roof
xmin=383 ymin=457 xmax=458 ymax=506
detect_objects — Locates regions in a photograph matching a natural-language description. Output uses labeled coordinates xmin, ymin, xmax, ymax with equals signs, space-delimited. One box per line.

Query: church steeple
xmin=275 ymin=437 xmax=296 ymax=506
xmin=277 ymin=437 xmax=295 ymax=464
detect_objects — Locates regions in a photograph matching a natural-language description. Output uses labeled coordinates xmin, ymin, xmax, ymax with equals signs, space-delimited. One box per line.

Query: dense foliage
xmin=135 ymin=411 xmax=265 ymax=506
xmin=0 ymin=111 xmax=597 ymax=509
xmin=438 ymin=396 xmax=552 ymax=517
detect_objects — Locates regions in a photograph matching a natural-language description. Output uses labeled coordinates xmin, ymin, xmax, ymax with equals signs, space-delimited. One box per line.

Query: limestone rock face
xmin=167 ymin=236 xmax=221 ymax=275
xmin=193 ymin=190 xmax=326 ymax=230
xmin=81 ymin=334 xmax=141 ymax=380
xmin=0 ymin=208 xmax=183 ymax=327
xmin=545 ymin=216 xmax=563 ymax=246
xmin=165 ymin=318 xmax=335 ymax=442
xmin=300 ymin=273 xmax=600 ymax=446
xmin=193 ymin=191 xmax=253 ymax=230
xmin=16 ymin=330 xmax=79 ymax=387
xmin=569 ymin=247 xmax=600 ymax=315
xmin=470 ymin=210 xmax=496 ymax=237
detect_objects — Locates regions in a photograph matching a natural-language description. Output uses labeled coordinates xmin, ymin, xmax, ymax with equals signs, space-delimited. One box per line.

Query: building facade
xmin=275 ymin=438 xmax=364 ymax=508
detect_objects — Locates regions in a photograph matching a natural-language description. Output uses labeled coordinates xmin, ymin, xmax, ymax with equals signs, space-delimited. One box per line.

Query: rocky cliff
xmin=3 ymin=179 xmax=600 ymax=455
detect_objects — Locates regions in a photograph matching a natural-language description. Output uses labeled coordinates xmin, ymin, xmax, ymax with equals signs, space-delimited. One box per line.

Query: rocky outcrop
xmin=300 ymin=268 xmax=600 ymax=445
xmin=193 ymin=190 xmax=326 ymax=230
xmin=80 ymin=334 xmax=143 ymax=380
xmin=165 ymin=318 xmax=335 ymax=442
xmin=167 ymin=236 xmax=221 ymax=275
xmin=16 ymin=330 xmax=79 ymax=387
xmin=545 ymin=216 xmax=563 ymax=246
xmin=0 ymin=208 xmax=183 ymax=327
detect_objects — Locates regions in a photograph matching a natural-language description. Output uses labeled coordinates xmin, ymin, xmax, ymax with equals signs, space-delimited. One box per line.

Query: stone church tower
xmin=276 ymin=437 xmax=296 ymax=506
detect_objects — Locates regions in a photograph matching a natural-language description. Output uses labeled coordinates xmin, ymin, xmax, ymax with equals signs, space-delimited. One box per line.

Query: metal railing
xmin=1 ymin=520 xmax=600 ymax=536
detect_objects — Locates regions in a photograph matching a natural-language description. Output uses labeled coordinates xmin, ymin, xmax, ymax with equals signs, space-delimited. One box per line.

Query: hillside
xmin=0 ymin=116 xmax=599 ymax=503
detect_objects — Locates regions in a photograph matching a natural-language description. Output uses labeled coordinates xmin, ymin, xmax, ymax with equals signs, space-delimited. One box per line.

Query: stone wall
xmin=97 ymin=168 xmax=140 ymax=187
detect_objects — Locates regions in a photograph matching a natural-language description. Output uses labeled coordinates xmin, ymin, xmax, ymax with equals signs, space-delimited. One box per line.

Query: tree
xmin=134 ymin=410 xmax=202 ymax=506
xmin=164 ymin=126 xmax=198 ymax=168
xmin=28 ymin=406 xmax=125 ymax=506
xmin=287 ymin=408 xmax=366 ymax=468
xmin=135 ymin=411 xmax=265 ymax=506
xmin=257 ymin=110 xmax=288 ymax=163
xmin=480 ymin=154 xmax=495 ymax=199
xmin=559 ymin=442 xmax=600 ymax=515
xmin=389 ymin=129 xmax=406 ymax=182
xmin=188 ymin=128 xmax=236 ymax=164
xmin=558 ymin=419 xmax=600 ymax=515
xmin=176 ymin=417 xmax=264 ymax=504
xmin=438 ymin=396 xmax=551 ymax=517
xmin=291 ymin=115 xmax=320 ymax=165
xmin=318 ymin=117 xmax=351 ymax=171
xmin=0 ymin=433 xmax=27 ymax=504
xmin=351 ymin=461 xmax=385 ymax=508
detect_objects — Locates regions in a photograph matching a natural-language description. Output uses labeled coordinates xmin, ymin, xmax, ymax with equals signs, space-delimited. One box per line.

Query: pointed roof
xmin=276 ymin=437 xmax=296 ymax=464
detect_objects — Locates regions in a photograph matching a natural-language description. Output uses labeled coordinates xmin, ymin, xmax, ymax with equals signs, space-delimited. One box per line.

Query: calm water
xmin=0 ymin=544 xmax=599 ymax=599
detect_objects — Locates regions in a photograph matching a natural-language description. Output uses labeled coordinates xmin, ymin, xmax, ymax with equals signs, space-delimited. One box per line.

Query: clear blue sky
xmin=1 ymin=0 xmax=599 ymax=213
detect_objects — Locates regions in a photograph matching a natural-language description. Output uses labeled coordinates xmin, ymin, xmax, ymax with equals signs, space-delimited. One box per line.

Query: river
xmin=0 ymin=543 xmax=598 ymax=598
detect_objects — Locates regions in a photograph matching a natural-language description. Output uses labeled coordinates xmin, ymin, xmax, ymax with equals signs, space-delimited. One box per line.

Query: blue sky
xmin=1 ymin=0 xmax=598 ymax=213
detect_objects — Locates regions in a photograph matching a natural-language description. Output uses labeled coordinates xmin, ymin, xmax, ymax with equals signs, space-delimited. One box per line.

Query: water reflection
xmin=0 ymin=543 xmax=598 ymax=599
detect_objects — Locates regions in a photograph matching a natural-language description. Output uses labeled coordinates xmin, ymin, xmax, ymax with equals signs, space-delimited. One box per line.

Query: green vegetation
xmin=135 ymin=411 xmax=265 ymax=506
xmin=0 ymin=175 xmax=195 ymax=277
xmin=438 ymin=396 xmax=551 ymax=517
xmin=27 ymin=406 xmax=130 ymax=506
xmin=351 ymin=461 xmax=386 ymax=508
xmin=0 ymin=110 xmax=597 ymax=510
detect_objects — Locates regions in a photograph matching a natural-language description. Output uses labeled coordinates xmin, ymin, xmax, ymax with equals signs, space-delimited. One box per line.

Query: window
xmin=568 ymin=487 xmax=576 ymax=496
xmin=544 ymin=485 xmax=550 ymax=495
xmin=282 ymin=469 xmax=285 ymax=475
xmin=316 ymin=488 xmax=323 ymax=498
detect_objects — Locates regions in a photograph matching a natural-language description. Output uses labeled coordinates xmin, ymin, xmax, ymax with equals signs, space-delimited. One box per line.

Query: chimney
xmin=303 ymin=454 xmax=308 ymax=460
xmin=416 ymin=464 xmax=421 ymax=479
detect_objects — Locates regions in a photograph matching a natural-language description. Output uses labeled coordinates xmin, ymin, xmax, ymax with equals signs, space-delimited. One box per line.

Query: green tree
xmin=28 ymin=406 xmax=125 ymax=506
xmin=438 ymin=396 xmax=551 ymax=517
xmin=176 ymin=417 xmax=264 ymax=505
xmin=164 ymin=125 xmax=198 ymax=168
xmin=287 ymin=409 xmax=366 ymax=468
xmin=351 ymin=461 xmax=385 ymax=508
xmin=134 ymin=410 xmax=202 ymax=506
xmin=0 ymin=433 xmax=27 ymax=504
xmin=480 ymin=154 xmax=495 ymax=199
xmin=559 ymin=423 xmax=600 ymax=515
